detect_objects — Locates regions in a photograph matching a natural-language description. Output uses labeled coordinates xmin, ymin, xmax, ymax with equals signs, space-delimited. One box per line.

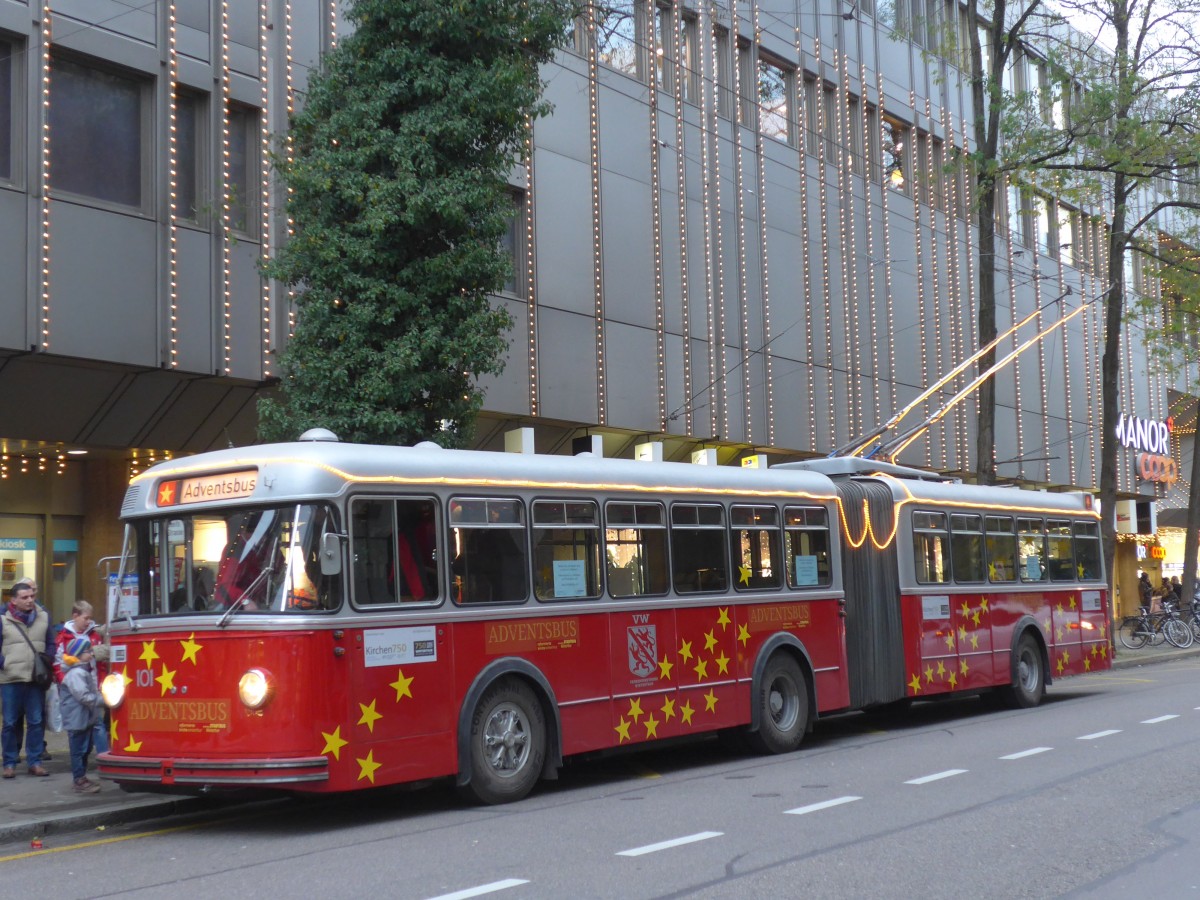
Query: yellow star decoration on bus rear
xmin=960 ymin=600 xmax=971 ymax=617
xmin=947 ymin=672 xmax=958 ymax=688
xmin=908 ymin=673 xmax=921 ymax=693
xmin=156 ymin=666 xmax=176 ymax=696
xmin=715 ymin=652 xmax=730 ymax=674
xmin=739 ymin=566 xmax=752 ymax=586
xmin=936 ymin=660 xmax=946 ymax=679
xmin=139 ymin=641 xmax=159 ymax=667
xmin=717 ymin=608 xmax=731 ymax=631
xmin=321 ymin=726 xmax=349 ymax=760
xmin=680 ymin=700 xmax=695 ymax=725
xmin=125 ymin=735 xmax=142 ymax=753
xmin=658 ymin=655 xmax=674 ymax=680
xmin=389 ymin=669 xmax=414 ymax=701
xmin=704 ymin=690 xmax=719 ymax=712
xmin=110 ymin=718 xmax=119 ymax=746
xmin=1084 ymin=657 xmax=1091 ymax=671
xmin=1069 ymin=597 xmax=1077 ymax=610
xmin=972 ymin=609 xmax=982 ymax=627
xmin=1056 ymin=627 xmax=1064 ymax=643
xmin=660 ymin=697 xmax=676 ymax=721
xmin=925 ymin=664 xmax=934 ymax=685
xmin=944 ymin=632 xmax=955 ymax=651
xmin=738 ymin=624 xmax=751 ymax=646
xmin=980 ymin=598 xmax=989 ymax=613
xmin=179 ymin=634 xmax=203 ymax=665
xmin=694 ymin=658 xmax=709 ymax=680
xmin=644 ymin=714 xmax=660 ymax=738
xmin=627 ymin=697 xmax=643 ymax=721
xmin=1098 ymin=643 xmax=1107 ymax=658
xmin=704 ymin=630 xmax=719 ymax=653
xmin=958 ymin=626 xmax=967 ymax=643
xmin=960 ymin=658 xmax=969 ymax=676
xmin=614 ymin=717 xmax=631 ymax=743
xmin=357 ymin=699 xmax=383 ymax=733
xmin=357 ymin=750 xmax=381 ymax=783
xmin=121 ymin=669 xmax=133 ymax=687
xmin=678 ymin=639 xmax=693 ymax=662
xmin=970 ymin=632 xmax=980 ymax=649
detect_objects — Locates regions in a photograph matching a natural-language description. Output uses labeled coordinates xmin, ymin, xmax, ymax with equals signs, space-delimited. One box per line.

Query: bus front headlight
xmin=238 ymin=668 xmax=273 ymax=710
xmin=101 ymin=673 xmax=126 ymax=709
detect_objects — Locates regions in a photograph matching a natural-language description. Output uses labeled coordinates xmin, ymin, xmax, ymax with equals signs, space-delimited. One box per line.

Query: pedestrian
xmin=0 ymin=582 xmax=52 ymax=778
xmin=1138 ymin=572 xmax=1154 ymax=610
xmin=59 ymin=637 xmax=102 ymax=794
xmin=53 ymin=599 xmax=109 ymax=753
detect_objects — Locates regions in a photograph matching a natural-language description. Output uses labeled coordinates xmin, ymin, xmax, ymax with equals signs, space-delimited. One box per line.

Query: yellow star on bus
xmin=179 ymin=634 xmax=203 ymax=665
xmin=924 ymin=664 xmax=934 ymax=684
xmin=737 ymin=624 xmax=751 ymax=646
xmin=1084 ymin=657 xmax=1091 ymax=671
xmin=944 ymin=632 xmax=955 ymax=651
xmin=139 ymin=641 xmax=159 ymax=667
xmin=1069 ymin=597 xmax=1077 ymax=610
xmin=125 ymin=735 xmax=142 ymax=753
xmin=660 ymin=697 xmax=676 ymax=720
xmin=389 ymin=669 xmax=414 ymax=701
xmin=321 ymin=725 xmax=349 ymax=760
xmin=680 ymin=700 xmax=695 ymax=725
xmin=614 ymin=717 xmax=631 ymax=743
xmin=627 ymin=697 xmax=644 ymax=721
xmin=644 ymin=714 xmax=660 ymax=738
xmin=960 ymin=658 xmax=969 ymax=676
xmin=739 ymin=565 xmax=752 ymax=586
xmin=658 ymin=655 xmax=674 ymax=680
xmin=704 ymin=690 xmax=719 ymax=712
xmin=908 ymin=673 xmax=922 ymax=694
xmin=694 ymin=658 xmax=709 ymax=680
xmin=1056 ymin=656 xmax=1065 ymax=675
xmin=958 ymin=626 xmax=967 ymax=643
xmin=960 ymin=600 xmax=971 ymax=617
xmin=714 ymin=652 xmax=730 ymax=674
xmin=970 ymin=632 xmax=979 ymax=649
xmin=704 ymin=629 xmax=718 ymax=653
xmin=356 ymin=750 xmax=381 ymax=783
xmin=980 ymin=598 xmax=989 ymax=614
xmin=110 ymin=718 xmax=119 ymax=746
xmin=947 ymin=672 xmax=958 ymax=689
xmin=936 ymin=660 xmax=946 ymax=678
xmin=121 ymin=669 xmax=133 ymax=687
xmin=156 ymin=665 xmax=176 ymax=697
xmin=972 ymin=610 xmax=981 ymax=627
xmin=357 ymin=699 xmax=383 ymax=733
xmin=717 ymin=608 xmax=731 ymax=631
xmin=678 ymin=639 xmax=693 ymax=662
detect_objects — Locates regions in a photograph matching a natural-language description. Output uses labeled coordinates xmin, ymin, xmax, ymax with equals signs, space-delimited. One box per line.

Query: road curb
xmin=0 ymin=793 xmax=238 ymax=846
xmin=1110 ymin=644 xmax=1200 ymax=670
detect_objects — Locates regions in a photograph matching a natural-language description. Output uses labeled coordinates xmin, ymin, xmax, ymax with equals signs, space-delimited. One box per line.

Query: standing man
xmin=0 ymin=583 xmax=52 ymax=777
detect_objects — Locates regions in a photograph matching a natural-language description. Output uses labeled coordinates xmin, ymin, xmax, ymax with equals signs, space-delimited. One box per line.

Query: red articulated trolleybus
xmin=97 ymin=431 xmax=1110 ymax=804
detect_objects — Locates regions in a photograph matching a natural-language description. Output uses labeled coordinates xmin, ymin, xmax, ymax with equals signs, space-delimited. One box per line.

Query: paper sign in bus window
xmin=553 ymin=559 xmax=587 ymax=598
xmin=1024 ymin=556 xmax=1042 ymax=580
xmin=794 ymin=555 xmax=818 ymax=586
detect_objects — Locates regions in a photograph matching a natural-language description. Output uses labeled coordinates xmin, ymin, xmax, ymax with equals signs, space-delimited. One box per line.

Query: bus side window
xmin=451 ymin=498 xmax=529 ymax=604
xmin=395 ymin=499 xmax=439 ymax=601
xmin=1073 ymin=521 xmax=1102 ymax=580
xmin=784 ymin=506 xmax=832 ymax=588
xmin=985 ymin=516 xmax=1016 ymax=582
xmin=604 ymin=502 xmax=669 ymax=598
xmin=671 ymin=503 xmax=727 ymax=593
xmin=1017 ymin=517 xmax=1047 ymax=582
xmin=731 ymin=505 xmax=781 ymax=591
xmin=350 ymin=498 xmax=397 ymax=605
xmin=1046 ymin=519 xmax=1075 ymax=582
xmin=950 ymin=514 xmax=985 ymax=583
xmin=912 ymin=511 xmax=950 ymax=584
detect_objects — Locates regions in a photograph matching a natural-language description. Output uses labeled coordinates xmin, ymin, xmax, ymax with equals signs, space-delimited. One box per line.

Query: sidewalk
xmin=1110 ymin=634 xmax=1200 ymax=669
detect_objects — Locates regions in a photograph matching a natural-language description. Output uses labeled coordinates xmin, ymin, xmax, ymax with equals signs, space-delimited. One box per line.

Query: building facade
xmin=0 ymin=0 xmax=1192 ymax=620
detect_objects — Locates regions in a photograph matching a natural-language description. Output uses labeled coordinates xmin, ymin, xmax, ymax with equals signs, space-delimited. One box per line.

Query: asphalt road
xmin=3 ymin=659 xmax=1199 ymax=899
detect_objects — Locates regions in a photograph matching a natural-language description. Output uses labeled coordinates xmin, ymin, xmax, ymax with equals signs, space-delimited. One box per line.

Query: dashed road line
xmin=784 ymin=796 xmax=862 ymax=816
xmin=1078 ymin=729 xmax=1121 ymax=740
xmin=617 ymin=831 xmax=724 ymax=857
xmin=1141 ymin=714 xmax=1179 ymax=724
xmin=999 ymin=747 xmax=1053 ymax=760
xmin=427 ymin=879 xmax=530 ymax=900
xmin=905 ymin=769 xmax=968 ymax=785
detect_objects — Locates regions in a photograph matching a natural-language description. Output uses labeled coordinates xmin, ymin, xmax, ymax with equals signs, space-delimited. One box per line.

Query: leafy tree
xmin=259 ymin=0 xmax=574 ymax=447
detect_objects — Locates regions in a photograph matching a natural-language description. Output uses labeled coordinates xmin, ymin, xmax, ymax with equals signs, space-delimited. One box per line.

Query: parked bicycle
xmin=1119 ymin=599 xmax=1195 ymax=650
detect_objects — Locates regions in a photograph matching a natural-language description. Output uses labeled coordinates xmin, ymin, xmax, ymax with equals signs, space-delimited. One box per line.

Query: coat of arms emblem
xmin=627 ymin=624 xmax=657 ymax=678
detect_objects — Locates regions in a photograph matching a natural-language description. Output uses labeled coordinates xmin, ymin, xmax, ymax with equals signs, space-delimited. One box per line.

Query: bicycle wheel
xmin=1149 ymin=616 xmax=1168 ymax=646
xmin=1189 ymin=613 xmax=1200 ymax=642
xmin=1164 ymin=616 xmax=1193 ymax=649
xmin=1119 ymin=617 xmax=1149 ymax=650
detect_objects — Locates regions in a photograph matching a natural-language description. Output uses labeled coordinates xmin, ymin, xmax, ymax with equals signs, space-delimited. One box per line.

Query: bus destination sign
xmin=156 ymin=470 xmax=258 ymax=507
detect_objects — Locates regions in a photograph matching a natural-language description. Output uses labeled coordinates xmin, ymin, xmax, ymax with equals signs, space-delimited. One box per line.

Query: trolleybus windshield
xmin=132 ymin=503 xmax=341 ymax=615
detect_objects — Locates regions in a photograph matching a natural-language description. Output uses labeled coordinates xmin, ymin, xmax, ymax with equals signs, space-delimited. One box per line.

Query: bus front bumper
xmin=98 ymin=752 xmax=329 ymax=788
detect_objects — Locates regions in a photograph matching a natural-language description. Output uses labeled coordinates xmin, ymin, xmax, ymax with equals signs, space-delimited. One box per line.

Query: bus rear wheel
xmin=747 ymin=654 xmax=809 ymax=754
xmin=999 ymin=634 xmax=1045 ymax=709
xmin=464 ymin=679 xmax=546 ymax=805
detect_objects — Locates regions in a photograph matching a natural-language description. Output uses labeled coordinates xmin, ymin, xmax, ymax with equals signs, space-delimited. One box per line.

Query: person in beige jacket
xmin=0 ymin=583 xmax=52 ymax=778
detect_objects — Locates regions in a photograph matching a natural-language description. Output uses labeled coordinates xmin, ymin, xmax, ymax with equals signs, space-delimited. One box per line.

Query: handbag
xmin=10 ymin=617 xmax=53 ymax=689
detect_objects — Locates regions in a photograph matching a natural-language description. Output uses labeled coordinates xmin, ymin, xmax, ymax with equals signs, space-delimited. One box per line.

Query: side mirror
xmin=320 ymin=531 xmax=343 ymax=576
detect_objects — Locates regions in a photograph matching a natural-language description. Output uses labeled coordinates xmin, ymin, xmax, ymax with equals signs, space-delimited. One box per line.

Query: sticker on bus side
xmin=363 ymin=626 xmax=438 ymax=667
xmin=110 ymin=645 xmax=127 ymax=664
xmin=922 ymin=596 xmax=951 ymax=620
xmin=1080 ymin=590 xmax=1101 ymax=612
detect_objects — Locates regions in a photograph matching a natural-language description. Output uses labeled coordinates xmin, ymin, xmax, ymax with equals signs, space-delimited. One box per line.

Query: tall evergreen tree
xmin=260 ymin=0 xmax=573 ymax=447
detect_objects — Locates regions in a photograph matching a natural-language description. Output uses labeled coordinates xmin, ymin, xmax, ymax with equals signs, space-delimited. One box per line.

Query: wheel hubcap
xmin=768 ymin=677 xmax=799 ymax=731
xmin=482 ymin=704 xmax=530 ymax=778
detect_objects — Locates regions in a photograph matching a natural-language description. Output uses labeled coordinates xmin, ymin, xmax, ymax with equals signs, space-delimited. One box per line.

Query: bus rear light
xmin=238 ymin=668 xmax=274 ymax=710
xmin=101 ymin=673 xmax=126 ymax=709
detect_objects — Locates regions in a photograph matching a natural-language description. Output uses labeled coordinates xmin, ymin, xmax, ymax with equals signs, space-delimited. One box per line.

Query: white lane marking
xmin=1142 ymin=715 xmax=1180 ymax=724
xmin=905 ymin=769 xmax=968 ymax=785
xmin=617 ymin=831 xmax=724 ymax=857
xmin=999 ymin=747 xmax=1053 ymax=760
xmin=1078 ymin=729 xmax=1121 ymax=740
xmin=426 ymin=879 xmax=529 ymax=900
xmin=784 ymin=796 xmax=863 ymax=816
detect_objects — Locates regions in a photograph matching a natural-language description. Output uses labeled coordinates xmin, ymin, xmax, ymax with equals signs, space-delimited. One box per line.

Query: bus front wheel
xmin=747 ymin=654 xmax=809 ymax=754
xmin=464 ymin=679 xmax=546 ymax=805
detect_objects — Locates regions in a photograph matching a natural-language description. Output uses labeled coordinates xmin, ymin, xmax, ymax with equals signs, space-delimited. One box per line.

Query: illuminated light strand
xmin=699 ymin=6 xmax=719 ymax=439
xmin=648 ymin=5 xmax=666 ymax=432
xmin=1003 ymin=174 xmax=1024 ymax=473
xmin=942 ymin=111 xmax=963 ymax=466
xmin=921 ymin=100 xmax=942 ymax=468
xmin=524 ymin=115 xmax=539 ymax=417
xmin=284 ymin=0 xmax=296 ymax=337
xmin=220 ymin=0 xmax=233 ymax=374
xmin=673 ymin=2 xmax=693 ymax=435
xmin=835 ymin=51 xmax=856 ymax=444
xmin=797 ymin=26 xmax=814 ymax=451
xmin=908 ymin=91 xmax=929 ymax=467
xmin=39 ymin=4 xmax=52 ymax=350
xmin=755 ymin=0 xmax=775 ymax=446
xmin=710 ymin=13 xmax=727 ymax=439
xmin=814 ymin=38 xmax=832 ymax=454
xmin=1030 ymin=202 xmax=1049 ymax=483
xmin=878 ymin=78 xmax=897 ymax=420
xmin=328 ymin=0 xmax=338 ymax=48
xmin=1054 ymin=186 xmax=1074 ymax=485
xmin=586 ymin=5 xmax=605 ymax=425
xmin=731 ymin=9 xmax=750 ymax=440
xmin=259 ymin=0 xmax=272 ymax=377
xmin=958 ymin=114 xmax=977 ymax=468
xmin=1081 ymin=213 xmax=1096 ymax=484
xmin=862 ymin=63 xmax=880 ymax=430
xmin=167 ymin=2 xmax=179 ymax=367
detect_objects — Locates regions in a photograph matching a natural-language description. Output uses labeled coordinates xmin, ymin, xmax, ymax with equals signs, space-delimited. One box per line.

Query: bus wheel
xmin=465 ymin=679 xmax=546 ymax=805
xmin=1000 ymin=634 xmax=1045 ymax=709
xmin=747 ymin=654 xmax=809 ymax=754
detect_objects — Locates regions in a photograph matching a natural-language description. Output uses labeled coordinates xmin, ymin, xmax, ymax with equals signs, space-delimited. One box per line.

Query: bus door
xmin=1046 ymin=520 xmax=1083 ymax=674
xmin=345 ymin=496 xmax=457 ymax=785
xmin=949 ymin=514 xmax=994 ymax=688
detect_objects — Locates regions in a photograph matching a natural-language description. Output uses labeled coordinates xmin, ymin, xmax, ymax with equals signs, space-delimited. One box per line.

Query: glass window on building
xmin=605 ymin=502 xmax=669 ymax=597
xmin=174 ymin=90 xmax=205 ymax=222
xmin=1033 ymin=194 xmax=1056 ymax=257
xmin=803 ymin=76 xmax=818 ymax=157
xmin=757 ymin=55 xmax=792 ymax=145
xmin=0 ymin=37 xmax=13 ymax=182
xmin=881 ymin=115 xmax=909 ymax=192
xmin=679 ymin=12 xmax=699 ymax=103
xmin=715 ymin=26 xmax=732 ymax=118
xmin=654 ymin=1 xmax=673 ymax=93
xmin=227 ymin=103 xmax=258 ymax=237
xmin=500 ymin=191 xmax=524 ymax=296
xmin=595 ymin=0 xmax=644 ymax=81
xmin=737 ymin=40 xmax=755 ymax=128
xmin=822 ymin=84 xmax=838 ymax=163
xmin=913 ymin=511 xmax=950 ymax=583
xmin=1058 ymin=204 xmax=1074 ymax=266
xmin=49 ymin=55 xmax=147 ymax=209
xmin=848 ymin=96 xmax=863 ymax=174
